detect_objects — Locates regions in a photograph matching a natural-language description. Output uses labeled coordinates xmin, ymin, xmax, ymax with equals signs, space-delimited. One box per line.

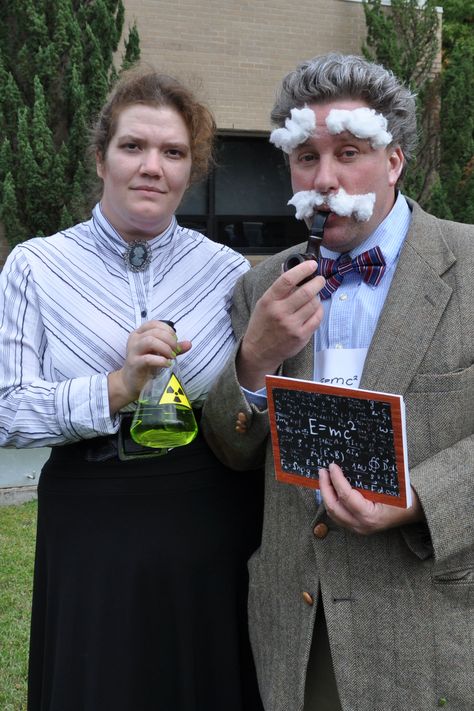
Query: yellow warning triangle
xmin=158 ymin=373 xmax=192 ymax=409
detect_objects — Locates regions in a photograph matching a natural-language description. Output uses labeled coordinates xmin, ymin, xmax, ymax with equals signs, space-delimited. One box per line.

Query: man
xmin=202 ymin=54 xmax=474 ymax=710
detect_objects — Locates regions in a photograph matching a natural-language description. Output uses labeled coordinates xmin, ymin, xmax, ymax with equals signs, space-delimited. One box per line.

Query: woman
xmin=0 ymin=67 xmax=263 ymax=711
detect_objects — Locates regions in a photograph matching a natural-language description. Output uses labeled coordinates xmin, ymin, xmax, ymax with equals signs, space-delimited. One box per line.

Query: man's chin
xmin=320 ymin=219 xmax=357 ymax=249
xmin=320 ymin=216 xmax=346 ymax=237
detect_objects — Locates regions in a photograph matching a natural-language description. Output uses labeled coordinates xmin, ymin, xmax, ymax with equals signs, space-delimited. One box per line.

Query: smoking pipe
xmin=283 ymin=211 xmax=329 ymax=283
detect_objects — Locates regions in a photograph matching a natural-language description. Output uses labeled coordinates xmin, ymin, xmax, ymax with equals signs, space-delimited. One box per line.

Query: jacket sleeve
xmin=202 ymin=266 xmax=271 ymax=470
xmin=401 ymin=433 xmax=474 ymax=565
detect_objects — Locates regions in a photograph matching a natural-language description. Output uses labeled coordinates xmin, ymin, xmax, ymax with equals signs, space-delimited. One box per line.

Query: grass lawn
xmin=0 ymin=500 xmax=37 ymax=711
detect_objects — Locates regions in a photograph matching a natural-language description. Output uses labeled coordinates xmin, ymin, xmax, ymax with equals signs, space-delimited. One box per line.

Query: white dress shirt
xmin=315 ymin=191 xmax=412 ymax=354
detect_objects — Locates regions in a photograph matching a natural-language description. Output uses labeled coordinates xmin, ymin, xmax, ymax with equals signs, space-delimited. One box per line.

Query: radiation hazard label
xmin=158 ymin=373 xmax=192 ymax=409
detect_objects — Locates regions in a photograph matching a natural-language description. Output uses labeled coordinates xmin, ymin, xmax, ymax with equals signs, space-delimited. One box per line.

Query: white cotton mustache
xmin=288 ymin=188 xmax=376 ymax=222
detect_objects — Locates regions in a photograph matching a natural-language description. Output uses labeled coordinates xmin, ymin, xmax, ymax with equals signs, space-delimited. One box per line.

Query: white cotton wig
xmin=270 ymin=53 xmax=418 ymax=178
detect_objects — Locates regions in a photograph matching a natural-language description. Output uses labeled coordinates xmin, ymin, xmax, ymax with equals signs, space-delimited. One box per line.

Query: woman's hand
xmin=108 ymin=321 xmax=192 ymax=415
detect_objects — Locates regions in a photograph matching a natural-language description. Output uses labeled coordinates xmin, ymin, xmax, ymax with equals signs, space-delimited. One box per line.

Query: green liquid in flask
xmin=130 ymin=402 xmax=198 ymax=448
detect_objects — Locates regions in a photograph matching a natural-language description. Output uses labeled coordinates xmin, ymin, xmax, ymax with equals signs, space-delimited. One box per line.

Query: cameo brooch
xmin=123 ymin=241 xmax=152 ymax=272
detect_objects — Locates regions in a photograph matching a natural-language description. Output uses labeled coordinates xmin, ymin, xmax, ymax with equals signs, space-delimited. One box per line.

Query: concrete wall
xmin=0 ymin=448 xmax=50 ymax=504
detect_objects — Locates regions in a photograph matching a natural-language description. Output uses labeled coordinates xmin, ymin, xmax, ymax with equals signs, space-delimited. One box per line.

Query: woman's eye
xmin=122 ymin=142 xmax=139 ymax=151
xmin=166 ymin=148 xmax=185 ymax=159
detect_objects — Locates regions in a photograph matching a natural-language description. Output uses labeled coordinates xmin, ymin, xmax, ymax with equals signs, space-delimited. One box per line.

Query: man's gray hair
xmin=271 ymin=53 xmax=418 ymax=163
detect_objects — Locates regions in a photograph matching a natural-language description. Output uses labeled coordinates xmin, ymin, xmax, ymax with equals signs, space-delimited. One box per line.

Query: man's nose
xmin=312 ymin=156 xmax=339 ymax=194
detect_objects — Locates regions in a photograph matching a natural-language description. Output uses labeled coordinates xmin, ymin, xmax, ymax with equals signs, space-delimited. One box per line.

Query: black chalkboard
xmin=266 ymin=375 xmax=410 ymax=508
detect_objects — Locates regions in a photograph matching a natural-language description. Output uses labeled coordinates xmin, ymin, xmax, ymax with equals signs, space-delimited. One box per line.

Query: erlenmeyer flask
xmin=130 ymin=323 xmax=198 ymax=449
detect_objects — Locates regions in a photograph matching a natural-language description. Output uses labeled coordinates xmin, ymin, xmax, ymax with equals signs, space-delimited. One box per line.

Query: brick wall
xmin=122 ymin=0 xmax=369 ymax=131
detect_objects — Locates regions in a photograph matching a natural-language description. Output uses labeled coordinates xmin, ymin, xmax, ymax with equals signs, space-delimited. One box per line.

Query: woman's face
xmin=96 ymin=103 xmax=192 ymax=242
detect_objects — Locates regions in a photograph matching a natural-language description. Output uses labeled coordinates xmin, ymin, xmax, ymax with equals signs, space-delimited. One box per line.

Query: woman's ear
xmin=96 ymin=150 xmax=105 ymax=179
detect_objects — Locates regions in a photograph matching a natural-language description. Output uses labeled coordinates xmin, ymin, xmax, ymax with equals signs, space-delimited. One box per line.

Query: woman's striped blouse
xmin=0 ymin=204 xmax=249 ymax=448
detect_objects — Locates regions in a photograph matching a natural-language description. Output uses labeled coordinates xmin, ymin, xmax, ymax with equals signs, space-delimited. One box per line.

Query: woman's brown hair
xmin=91 ymin=65 xmax=216 ymax=185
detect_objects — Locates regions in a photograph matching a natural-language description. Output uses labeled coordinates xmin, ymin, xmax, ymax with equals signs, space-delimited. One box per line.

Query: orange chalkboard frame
xmin=266 ymin=374 xmax=411 ymax=509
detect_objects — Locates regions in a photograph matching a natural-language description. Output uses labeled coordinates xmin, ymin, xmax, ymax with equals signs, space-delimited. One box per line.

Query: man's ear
xmin=388 ymin=146 xmax=404 ymax=186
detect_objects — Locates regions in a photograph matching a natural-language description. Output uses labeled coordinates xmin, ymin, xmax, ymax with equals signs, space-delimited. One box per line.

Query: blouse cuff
xmin=55 ymin=374 xmax=119 ymax=440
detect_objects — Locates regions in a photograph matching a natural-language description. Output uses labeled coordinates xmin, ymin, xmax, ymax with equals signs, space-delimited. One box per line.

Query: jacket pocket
xmin=409 ymin=363 xmax=474 ymax=393
xmin=405 ymin=364 xmax=474 ymax=462
xmin=432 ymin=563 xmax=474 ymax=607
xmin=433 ymin=567 xmax=474 ymax=583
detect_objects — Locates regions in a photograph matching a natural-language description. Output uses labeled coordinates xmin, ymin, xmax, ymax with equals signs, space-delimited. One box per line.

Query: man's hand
xmin=319 ymin=462 xmax=424 ymax=535
xmin=237 ymin=260 xmax=325 ymax=390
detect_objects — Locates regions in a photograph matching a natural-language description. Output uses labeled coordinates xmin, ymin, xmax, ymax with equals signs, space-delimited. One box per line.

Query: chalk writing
xmin=271 ymin=387 xmax=400 ymax=497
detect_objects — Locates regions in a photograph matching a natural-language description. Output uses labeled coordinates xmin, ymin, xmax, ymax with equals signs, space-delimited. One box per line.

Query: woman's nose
xmin=140 ymin=150 xmax=163 ymax=176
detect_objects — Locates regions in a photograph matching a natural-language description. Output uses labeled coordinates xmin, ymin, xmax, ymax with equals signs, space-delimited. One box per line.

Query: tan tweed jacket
xmin=202 ymin=200 xmax=474 ymax=711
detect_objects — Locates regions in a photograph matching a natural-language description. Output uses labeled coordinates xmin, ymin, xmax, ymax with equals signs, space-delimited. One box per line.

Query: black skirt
xmin=28 ymin=431 xmax=264 ymax=711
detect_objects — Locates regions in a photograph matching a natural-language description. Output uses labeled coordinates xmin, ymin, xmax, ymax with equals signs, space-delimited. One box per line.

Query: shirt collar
xmin=320 ymin=192 xmax=412 ymax=268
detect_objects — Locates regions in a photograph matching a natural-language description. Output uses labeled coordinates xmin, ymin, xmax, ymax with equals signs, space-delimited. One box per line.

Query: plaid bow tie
xmin=317 ymin=246 xmax=386 ymax=301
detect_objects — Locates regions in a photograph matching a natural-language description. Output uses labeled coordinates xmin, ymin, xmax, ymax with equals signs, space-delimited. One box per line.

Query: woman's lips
xmin=132 ymin=186 xmax=165 ymax=193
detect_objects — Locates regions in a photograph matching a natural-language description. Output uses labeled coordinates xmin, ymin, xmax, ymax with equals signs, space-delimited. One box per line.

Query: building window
xmin=177 ymin=133 xmax=307 ymax=255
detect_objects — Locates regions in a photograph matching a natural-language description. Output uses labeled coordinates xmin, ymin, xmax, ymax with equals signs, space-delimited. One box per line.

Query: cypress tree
xmin=435 ymin=0 xmax=474 ymax=222
xmin=0 ymin=138 xmax=13 ymax=185
xmin=1 ymin=172 xmax=28 ymax=245
xmin=363 ymin=0 xmax=474 ymax=222
xmin=0 ymin=0 xmax=140 ymax=248
xmin=362 ymin=0 xmax=441 ymax=207
xmin=363 ymin=0 xmax=439 ymax=87
xmin=122 ymin=22 xmax=141 ymax=71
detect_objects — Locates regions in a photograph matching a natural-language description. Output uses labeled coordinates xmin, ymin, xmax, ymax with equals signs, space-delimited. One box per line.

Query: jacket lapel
xmin=360 ymin=201 xmax=455 ymax=395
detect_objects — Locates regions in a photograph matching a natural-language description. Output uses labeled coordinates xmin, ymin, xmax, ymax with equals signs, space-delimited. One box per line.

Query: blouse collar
xmin=91 ymin=202 xmax=177 ymax=270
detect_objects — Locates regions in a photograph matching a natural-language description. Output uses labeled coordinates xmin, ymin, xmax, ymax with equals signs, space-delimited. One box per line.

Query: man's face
xmin=288 ymin=99 xmax=404 ymax=253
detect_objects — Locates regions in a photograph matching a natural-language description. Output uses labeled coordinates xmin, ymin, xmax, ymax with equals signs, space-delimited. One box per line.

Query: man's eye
xmin=341 ymin=149 xmax=358 ymax=159
xmin=298 ymin=152 xmax=317 ymax=163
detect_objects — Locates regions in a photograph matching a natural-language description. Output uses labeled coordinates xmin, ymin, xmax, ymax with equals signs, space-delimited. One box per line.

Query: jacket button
xmin=313 ymin=522 xmax=329 ymax=539
xmin=302 ymin=591 xmax=314 ymax=605
xmin=235 ymin=411 xmax=248 ymax=434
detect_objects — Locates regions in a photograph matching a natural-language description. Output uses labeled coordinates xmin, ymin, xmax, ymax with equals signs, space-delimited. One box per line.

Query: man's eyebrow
xmin=294 ymin=131 xmax=371 ymax=149
xmin=296 ymin=138 xmax=312 ymax=148
xmin=328 ymin=129 xmax=372 ymax=143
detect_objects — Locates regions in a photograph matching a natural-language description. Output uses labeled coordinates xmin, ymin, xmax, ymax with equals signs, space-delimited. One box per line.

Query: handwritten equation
xmin=272 ymin=387 xmax=400 ymax=498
